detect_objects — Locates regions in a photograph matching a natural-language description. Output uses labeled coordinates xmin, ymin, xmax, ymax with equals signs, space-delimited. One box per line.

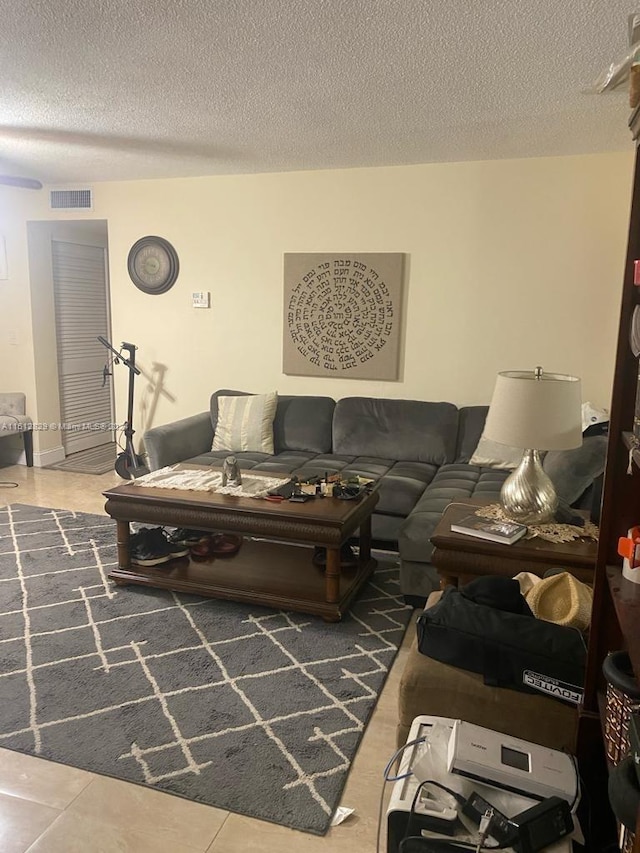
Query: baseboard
xmin=34 ymin=445 xmax=65 ymax=467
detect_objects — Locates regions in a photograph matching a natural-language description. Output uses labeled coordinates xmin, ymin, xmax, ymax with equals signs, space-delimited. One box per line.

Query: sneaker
xmin=146 ymin=528 xmax=190 ymax=559
xmin=130 ymin=527 xmax=189 ymax=566
xmin=130 ymin=528 xmax=171 ymax=566
xmin=168 ymin=527 xmax=210 ymax=546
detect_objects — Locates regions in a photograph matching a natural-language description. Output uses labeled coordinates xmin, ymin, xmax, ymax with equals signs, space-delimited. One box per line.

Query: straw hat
xmin=513 ymin=571 xmax=541 ymax=596
xmin=525 ymin=572 xmax=593 ymax=631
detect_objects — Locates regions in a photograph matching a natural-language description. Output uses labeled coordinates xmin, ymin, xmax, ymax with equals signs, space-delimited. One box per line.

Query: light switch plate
xmin=192 ymin=291 xmax=210 ymax=308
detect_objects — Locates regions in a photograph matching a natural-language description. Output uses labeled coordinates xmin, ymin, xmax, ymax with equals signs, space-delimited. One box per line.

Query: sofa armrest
xmin=143 ymin=412 xmax=213 ymax=470
xmin=0 ymin=393 xmax=26 ymax=416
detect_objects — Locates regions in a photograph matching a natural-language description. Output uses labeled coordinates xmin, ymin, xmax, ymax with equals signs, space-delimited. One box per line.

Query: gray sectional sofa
xmin=143 ymin=390 xmax=606 ymax=603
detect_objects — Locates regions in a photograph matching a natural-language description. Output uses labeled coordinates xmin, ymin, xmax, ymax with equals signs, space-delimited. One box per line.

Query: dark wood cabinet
xmin=577 ymin=107 xmax=640 ymax=851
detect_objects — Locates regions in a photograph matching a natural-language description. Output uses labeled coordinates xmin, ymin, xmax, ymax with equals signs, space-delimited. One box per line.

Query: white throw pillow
xmin=469 ymin=434 xmax=523 ymax=469
xmin=212 ymin=393 xmax=278 ymax=453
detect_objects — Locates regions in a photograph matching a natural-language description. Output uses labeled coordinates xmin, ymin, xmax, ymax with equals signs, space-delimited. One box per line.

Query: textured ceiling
xmin=0 ymin=0 xmax=636 ymax=185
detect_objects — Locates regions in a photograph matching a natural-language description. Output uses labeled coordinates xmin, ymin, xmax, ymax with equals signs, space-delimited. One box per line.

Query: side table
xmin=430 ymin=499 xmax=597 ymax=587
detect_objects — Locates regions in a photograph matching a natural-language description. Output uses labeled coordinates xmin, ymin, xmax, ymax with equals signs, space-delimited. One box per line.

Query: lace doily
xmin=475 ymin=503 xmax=599 ymax=543
xmin=126 ymin=465 xmax=289 ymax=498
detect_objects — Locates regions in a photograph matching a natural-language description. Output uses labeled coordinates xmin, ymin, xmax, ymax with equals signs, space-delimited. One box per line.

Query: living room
xmin=0 ymin=2 xmax=637 ymax=851
xmin=1 ymin=152 xmax=630 ymax=456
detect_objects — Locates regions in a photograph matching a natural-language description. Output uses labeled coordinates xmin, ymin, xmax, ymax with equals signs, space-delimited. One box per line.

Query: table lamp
xmin=482 ymin=367 xmax=582 ymax=524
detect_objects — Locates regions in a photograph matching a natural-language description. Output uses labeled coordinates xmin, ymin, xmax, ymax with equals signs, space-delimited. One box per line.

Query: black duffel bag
xmin=416 ymin=585 xmax=587 ymax=705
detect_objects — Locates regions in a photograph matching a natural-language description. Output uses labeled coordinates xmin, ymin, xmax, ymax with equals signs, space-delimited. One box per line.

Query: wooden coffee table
xmin=103 ymin=468 xmax=379 ymax=622
xmin=430 ymin=499 xmax=597 ymax=587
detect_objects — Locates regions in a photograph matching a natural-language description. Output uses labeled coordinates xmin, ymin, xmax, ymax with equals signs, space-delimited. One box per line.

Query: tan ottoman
xmin=397 ymin=600 xmax=578 ymax=750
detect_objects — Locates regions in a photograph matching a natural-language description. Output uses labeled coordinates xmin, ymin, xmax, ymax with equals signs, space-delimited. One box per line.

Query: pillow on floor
xmin=212 ymin=392 xmax=278 ymax=453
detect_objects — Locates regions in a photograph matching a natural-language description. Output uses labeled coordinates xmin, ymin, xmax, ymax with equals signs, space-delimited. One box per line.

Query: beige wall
xmin=0 ymin=190 xmax=37 ymax=401
xmin=1 ymin=151 xmax=633 ymax=456
xmin=0 ymin=190 xmax=37 ymax=462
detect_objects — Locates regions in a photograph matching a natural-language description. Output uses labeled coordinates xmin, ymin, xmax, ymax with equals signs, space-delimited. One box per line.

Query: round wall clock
xmin=127 ymin=236 xmax=179 ymax=294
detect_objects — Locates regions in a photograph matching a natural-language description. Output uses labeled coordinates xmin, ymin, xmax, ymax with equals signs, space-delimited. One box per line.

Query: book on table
xmin=450 ymin=513 xmax=528 ymax=544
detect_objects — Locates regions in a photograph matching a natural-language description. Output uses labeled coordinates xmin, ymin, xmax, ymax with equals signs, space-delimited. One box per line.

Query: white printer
xmin=445 ymin=720 xmax=578 ymax=804
xmin=386 ymin=716 xmax=577 ymax=853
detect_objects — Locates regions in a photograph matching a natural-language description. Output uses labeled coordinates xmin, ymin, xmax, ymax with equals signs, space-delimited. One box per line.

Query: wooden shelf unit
xmin=576 ymin=107 xmax=640 ymax=850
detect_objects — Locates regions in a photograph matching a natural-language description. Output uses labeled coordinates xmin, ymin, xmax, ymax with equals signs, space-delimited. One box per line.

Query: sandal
xmin=190 ymin=533 xmax=243 ymax=559
xmin=190 ymin=537 xmax=216 ymax=558
xmin=210 ymin=533 xmax=242 ymax=556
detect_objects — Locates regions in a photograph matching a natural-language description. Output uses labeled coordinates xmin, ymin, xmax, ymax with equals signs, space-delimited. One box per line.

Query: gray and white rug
xmin=0 ymin=504 xmax=412 ymax=835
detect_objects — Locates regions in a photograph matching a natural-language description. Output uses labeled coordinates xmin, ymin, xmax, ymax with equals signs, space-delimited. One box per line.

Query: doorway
xmin=51 ymin=238 xmax=114 ymax=455
xmin=26 ymin=219 xmax=115 ymax=469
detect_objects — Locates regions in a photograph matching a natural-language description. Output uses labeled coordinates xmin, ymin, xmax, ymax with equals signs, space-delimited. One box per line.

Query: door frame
xmin=26 ymin=219 xmax=113 ymax=466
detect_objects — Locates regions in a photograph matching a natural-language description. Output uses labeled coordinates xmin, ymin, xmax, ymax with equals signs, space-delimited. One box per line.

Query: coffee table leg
xmin=325 ymin=548 xmax=341 ymax=603
xmin=116 ymin=520 xmax=131 ymax=570
xmin=359 ymin=514 xmax=372 ymax=564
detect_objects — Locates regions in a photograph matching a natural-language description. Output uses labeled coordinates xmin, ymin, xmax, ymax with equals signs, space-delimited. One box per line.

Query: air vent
xmin=49 ymin=188 xmax=93 ymax=211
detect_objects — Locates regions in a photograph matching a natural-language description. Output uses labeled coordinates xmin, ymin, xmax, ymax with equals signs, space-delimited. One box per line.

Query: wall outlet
xmin=192 ymin=291 xmax=210 ymax=308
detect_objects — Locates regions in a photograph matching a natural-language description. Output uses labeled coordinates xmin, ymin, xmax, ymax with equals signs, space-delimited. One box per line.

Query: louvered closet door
xmin=52 ymin=240 xmax=114 ymax=455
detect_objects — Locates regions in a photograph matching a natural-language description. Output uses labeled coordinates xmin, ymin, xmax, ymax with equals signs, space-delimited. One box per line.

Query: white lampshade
xmin=483 ymin=368 xmax=582 ymax=451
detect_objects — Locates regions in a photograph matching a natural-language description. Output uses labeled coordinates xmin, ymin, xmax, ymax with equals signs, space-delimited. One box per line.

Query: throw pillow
xmin=542 ymin=435 xmax=607 ymax=505
xmin=469 ymin=433 xmax=523 ymax=469
xmin=212 ymin=392 xmax=278 ymax=453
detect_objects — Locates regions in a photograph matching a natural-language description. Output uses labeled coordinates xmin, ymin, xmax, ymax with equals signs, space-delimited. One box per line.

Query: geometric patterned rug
xmin=0 ymin=504 xmax=412 ymax=835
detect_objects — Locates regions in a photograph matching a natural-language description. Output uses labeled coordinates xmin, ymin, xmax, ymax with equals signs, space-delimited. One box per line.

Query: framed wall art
xmin=283 ymin=253 xmax=405 ymax=380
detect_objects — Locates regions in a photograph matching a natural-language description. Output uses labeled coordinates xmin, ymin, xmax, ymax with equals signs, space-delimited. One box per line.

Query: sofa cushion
xmin=295 ymin=455 xmax=439 ymax=518
xmin=210 ymin=391 xmax=334 ymax=455
xmin=292 ymin=453 xmax=355 ymax=480
xmin=253 ymin=451 xmax=321 ymax=474
xmin=185 ymin=451 xmax=269 ymax=469
xmin=398 ymin=464 xmax=508 ymax=563
xmin=421 ymin=463 xmax=510 ymax=500
xmin=212 ymin=392 xmax=278 ymax=453
xmin=186 ymin=449 xmax=319 ymax=474
xmin=454 ymin=406 xmax=489 ymax=462
xmin=358 ymin=459 xmax=438 ymax=517
xmin=272 ymin=395 xmax=335 ymax=454
xmin=332 ymin=397 xmax=459 ymax=464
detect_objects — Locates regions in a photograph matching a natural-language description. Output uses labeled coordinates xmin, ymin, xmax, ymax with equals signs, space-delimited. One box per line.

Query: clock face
xmin=127 ymin=236 xmax=179 ymax=294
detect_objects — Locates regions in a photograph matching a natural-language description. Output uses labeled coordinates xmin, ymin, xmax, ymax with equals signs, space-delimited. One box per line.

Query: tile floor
xmin=0 ymin=463 xmax=415 ymax=852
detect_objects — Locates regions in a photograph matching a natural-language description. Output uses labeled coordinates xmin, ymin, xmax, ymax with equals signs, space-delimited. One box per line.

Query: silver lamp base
xmin=500 ymin=449 xmax=558 ymax=524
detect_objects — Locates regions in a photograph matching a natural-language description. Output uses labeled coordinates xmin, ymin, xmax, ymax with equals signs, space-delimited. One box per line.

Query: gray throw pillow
xmin=542 ymin=435 xmax=608 ymax=505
